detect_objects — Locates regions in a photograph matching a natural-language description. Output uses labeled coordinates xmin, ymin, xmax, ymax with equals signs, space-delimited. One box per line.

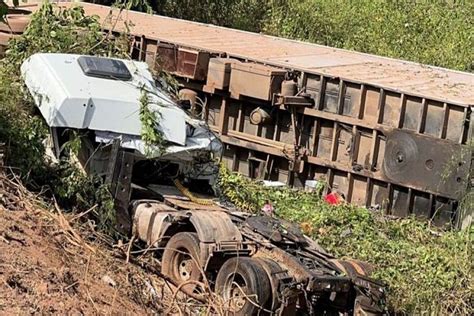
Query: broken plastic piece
xmin=324 ymin=192 xmax=344 ymax=205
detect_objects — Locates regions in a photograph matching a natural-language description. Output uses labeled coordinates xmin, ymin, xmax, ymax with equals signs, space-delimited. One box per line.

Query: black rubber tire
xmin=215 ymin=257 xmax=271 ymax=316
xmin=254 ymin=258 xmax=288 ymax=312
xmin=161 ymin=232 xmax=202 ymax=295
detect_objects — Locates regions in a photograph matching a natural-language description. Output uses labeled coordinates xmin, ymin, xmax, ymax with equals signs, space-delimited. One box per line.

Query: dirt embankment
xmin=0 ymin=173 xmax=165 ymax=315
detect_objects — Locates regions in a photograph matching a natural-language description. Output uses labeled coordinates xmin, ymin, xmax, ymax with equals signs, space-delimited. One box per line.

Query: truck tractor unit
xmin=22 ymin=53 xmax=386 ymax=315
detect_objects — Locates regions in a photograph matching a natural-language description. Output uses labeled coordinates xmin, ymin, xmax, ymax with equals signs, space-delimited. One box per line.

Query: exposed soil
xmin=0 ymin=173 xmax=166 ymax=315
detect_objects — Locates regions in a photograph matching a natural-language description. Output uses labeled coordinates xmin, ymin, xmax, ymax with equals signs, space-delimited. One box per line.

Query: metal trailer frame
xmin=20 ymin=3 xmax=474 ymax=228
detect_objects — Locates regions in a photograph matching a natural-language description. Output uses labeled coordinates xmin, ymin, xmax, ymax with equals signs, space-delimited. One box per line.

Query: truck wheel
xmin=254 ymin=258 xmax=288 ymax=312
xmin=215 ymin=257 xmax=271 ymax=316
xmin=161 ymin=232 xmax=202 ymax=295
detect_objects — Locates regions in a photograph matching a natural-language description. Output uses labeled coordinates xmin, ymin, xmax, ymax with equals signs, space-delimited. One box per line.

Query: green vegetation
xmin=219 ymin=166 xmax=473 ymax=315
xmin=264 ymin=0 xmax=473 ymax=72
xmin=1 ymin=2 xmax=472 ymax=314
xmin=148 ymin=0 xmax=473 ymax=71
xmin=0 ymin=3 xmax=129 ymax=234
xmin=139 ymin=89 xmax=166 ymax=157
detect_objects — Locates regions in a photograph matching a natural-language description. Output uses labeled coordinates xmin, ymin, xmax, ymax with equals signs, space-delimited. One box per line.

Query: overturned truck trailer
xmin=27 ymin=3 xmax=474 ymax=228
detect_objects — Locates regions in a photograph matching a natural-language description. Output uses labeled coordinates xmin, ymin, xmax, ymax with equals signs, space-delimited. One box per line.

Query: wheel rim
xmin=223 ymin=273 xmax=248 ymax=312
xmin=172 ymin=247 xmax=194 ymax=282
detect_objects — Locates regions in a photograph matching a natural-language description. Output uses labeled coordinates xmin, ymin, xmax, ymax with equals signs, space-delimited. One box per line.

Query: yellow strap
xmin=173 ymin=179 xmax=214 ymax=206
xmin=330 ymin=259 xmax=348 ymax=275
xmin=348 ymin=260 xmax=367 ymax=276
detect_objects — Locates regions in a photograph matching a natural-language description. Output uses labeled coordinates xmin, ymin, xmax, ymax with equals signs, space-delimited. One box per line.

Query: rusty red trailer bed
xmin=56 ymin=2 xmax=474 ymax=106
xmin=18 ymin=2 xmax=474 ymax=227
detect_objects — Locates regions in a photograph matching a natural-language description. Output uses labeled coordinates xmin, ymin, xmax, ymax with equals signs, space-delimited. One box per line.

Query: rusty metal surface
xmin=20 ymin=3 xmax=472 ymax=227
xmin=382 ymin=130 xmax=470 ymax=199
xmin=229 ymin=63 xmax=286 ymax=101
xmin=133 ymin=198 xmax=386 ymax=311
xmin=132 ymin=191 xmax=385 ymax=312
xmin=141 ymin=185 xmax=240 ymax=242
xmin=254 ymin=247 xmax=312 ymax=283
xmin=0 ymin=7 xmax=31 ymax=56
xmin=133 ymin=202 xmax=176 ymax=246
xmin=206 ymin=58 xmax=237 ymax=90
xmin=31 ymin=2 xmax=474 ymax=107
xmin=133 ymin=202 xmax=242 ymax=245
xmin=188 ymin=210 xmax=243 ymax=243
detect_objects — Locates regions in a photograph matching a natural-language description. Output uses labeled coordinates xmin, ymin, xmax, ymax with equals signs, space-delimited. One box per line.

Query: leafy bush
xmin=263 ymin=0 xmax=473 ymax=71
xmin=4 ymin=3 xmax=129 ymax=72
xmin=219 ymin=166 xmax=473 ymax=315
xmin=0 ymin=3 xmax=130 ymax=234
xmin=139 ymin=89 xmax=166 ymax=157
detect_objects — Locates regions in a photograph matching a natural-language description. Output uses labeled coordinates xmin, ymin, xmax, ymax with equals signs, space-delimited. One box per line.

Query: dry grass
xmin=1 ymin=168 xmax=268 ymax=315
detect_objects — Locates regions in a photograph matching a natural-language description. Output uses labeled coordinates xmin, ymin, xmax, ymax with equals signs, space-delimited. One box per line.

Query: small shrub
xmin=218 ymin=165 xmax=473 ymax=315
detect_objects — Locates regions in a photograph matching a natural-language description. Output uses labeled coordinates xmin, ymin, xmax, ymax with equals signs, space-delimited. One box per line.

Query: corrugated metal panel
xmin=40 ymin=2 xmax=474 ymax=107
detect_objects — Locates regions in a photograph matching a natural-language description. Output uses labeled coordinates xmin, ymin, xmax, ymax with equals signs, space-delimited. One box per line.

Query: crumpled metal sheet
xmin=95 ymin=119 xmax=222 ymax=161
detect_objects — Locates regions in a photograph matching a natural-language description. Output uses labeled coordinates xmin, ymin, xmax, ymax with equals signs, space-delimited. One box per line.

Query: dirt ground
xmin=0 ymin=172 xmax=168 ymax=315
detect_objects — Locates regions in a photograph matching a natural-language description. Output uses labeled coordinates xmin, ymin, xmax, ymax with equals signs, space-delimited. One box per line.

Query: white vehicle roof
xmin=21 ymin=53 xmax=186 ymax=145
